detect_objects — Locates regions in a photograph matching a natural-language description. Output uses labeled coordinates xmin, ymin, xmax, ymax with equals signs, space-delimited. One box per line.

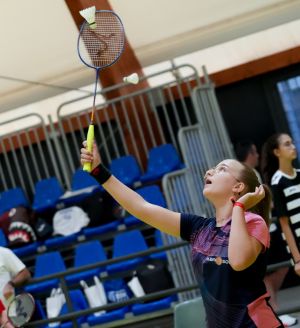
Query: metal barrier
xmin=162 ymin=169 xmax=200 ymax=302
xmin=192 ymin=66 xmax=234 ymax=160
xmin=0 ymin=113 xmax=64 ymax=198
xmin=166 ymin=67 xmax=235 ymax=218
xmin=56 ymin=64 xmax=201 ymax=182
xmin=0 ymin=64 xmax=201 ymax=197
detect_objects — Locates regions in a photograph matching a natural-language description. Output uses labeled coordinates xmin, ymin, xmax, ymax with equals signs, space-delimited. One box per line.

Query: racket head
xmin=7 ymin=293 xmax=35 ymax=327
xmin=77 ymin=10 xmax=125 ymax=70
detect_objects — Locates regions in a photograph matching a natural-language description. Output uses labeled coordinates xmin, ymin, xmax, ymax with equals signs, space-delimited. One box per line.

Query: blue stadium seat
xmin=44 ymin=233 xmax=79 ymax=250
xmin=13 ymin=241 xmax=41 ymax=258
xmin=0 ymin=188 xmax=29 ymax=214
xmin=107 ymin=230 xmax=149 ymax=274
xmin=83 ymin=221 xmax=119 ymax=238
xmin=32 ymin=177 xmax=64 ymax=213
xmin=0 ymin=229 xmax=7 ymax=247
xmin=132 ymin=295 xmax=176 ymax=316
xmin=61 ymin=169 xmax=103 ymax=205
xmin=58 ymin=289 xmax=89 ymax=328
xmin=71 ymin=169 xmax=100 ymax=191
xmin=140 ymin=144 xmax=183 ymax=183
xmin=25 ymin=251 xmax=66 ymax=294
xmin=110 ymin=155 xmax=141 ymax=187
xmin=87 ymin=306 xmax=130 ymax=326
xmin=124 ymin=185 xmax=166 ymax=227
xmin=66 ymin=240 xmax=107 ymax=285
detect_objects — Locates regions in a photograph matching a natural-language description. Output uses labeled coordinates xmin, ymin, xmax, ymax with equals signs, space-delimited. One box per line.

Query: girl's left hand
xmin=235 ymin=185 xmax=265 ymax=210
xmin=3 ymin=282 xmax=13 ymax=300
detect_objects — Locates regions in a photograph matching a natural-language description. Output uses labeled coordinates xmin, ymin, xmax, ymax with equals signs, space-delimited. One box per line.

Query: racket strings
xmin=79 ymin=12 xmax=124 ymax=68
xmin=8 ymin=294 xmax=35 ymax=326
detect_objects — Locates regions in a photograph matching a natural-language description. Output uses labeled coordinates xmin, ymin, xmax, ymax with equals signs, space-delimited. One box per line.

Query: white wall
xmin=1 ymin=19 xmax=300 ymax=136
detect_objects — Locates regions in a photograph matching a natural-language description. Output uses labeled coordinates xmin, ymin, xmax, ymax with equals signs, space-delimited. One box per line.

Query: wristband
xmin=91 ymin=163 xmax=112 ymax=185
xmin=233 ymin=202 xmax=245 ymax=211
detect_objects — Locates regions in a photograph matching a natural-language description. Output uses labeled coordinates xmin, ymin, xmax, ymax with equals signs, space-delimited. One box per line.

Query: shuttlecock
xmin=79 ymin=6 xmax=96 ymax=29
xmin=123 ymin=73 xmax=139 ymax=85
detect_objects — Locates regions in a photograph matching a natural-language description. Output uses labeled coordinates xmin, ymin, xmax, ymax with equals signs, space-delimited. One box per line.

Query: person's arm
xmin=228 ymin=186 xmax=265 ymax=271
xmin=9 ymin=268 xmax=31 ymax=288
xmin=279 ymin=216 xmax=300 ymax=275
xmin=229 ymin=207 xmax=263 ymax=270
xmin=81 ymin=142 xmax=181 ymax=237
xmin=2 ymin=268 xmax=31 ymax=300
xmin=103 ymin=176 xmax=181 ymax=236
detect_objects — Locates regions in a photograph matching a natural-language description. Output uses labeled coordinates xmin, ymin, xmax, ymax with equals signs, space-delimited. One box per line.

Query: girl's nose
xmin=207 ymin=168 xmax=215 ymax=175
xmin=204 ymin=169 xmax=214 ymax=179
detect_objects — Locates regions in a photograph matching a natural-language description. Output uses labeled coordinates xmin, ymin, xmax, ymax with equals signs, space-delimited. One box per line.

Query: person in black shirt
xmin=235 ymin=139 xmax=262 ymax=183
xmin=261 ymin=133 xmax=299 ymax=327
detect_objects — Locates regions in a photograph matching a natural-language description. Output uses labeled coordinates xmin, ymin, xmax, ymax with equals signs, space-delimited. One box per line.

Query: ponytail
xmin=238 ymin=163 xmax=272 ymax=226
xmin=251 ymin=184 xmax=272 ymax=226
xmin=260 ymin=133 xmax=282 ymax=184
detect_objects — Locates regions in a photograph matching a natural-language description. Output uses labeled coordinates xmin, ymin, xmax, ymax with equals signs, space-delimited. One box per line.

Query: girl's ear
xmin=273 ymin=148 xmax=280 ymax=158
xmin=232 ymin=182 xmax=245 ymax=195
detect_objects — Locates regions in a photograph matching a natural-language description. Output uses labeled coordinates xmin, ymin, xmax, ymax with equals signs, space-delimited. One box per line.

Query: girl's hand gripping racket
xmin=0 ymin=293 xmax=35 ymax=328
xmin=78 ymin=6 xmax=125 ymax=172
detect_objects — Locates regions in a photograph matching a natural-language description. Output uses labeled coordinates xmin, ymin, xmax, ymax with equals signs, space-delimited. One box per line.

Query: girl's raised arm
xmin=80 ymin=142 xmax=181 ymax=237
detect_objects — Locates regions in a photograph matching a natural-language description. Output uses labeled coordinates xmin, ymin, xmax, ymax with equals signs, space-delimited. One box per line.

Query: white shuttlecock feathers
xmin=79 ymin=6 xmax=96 ymax=29
xmin=123 ymin=73 xmax=139 ymax=85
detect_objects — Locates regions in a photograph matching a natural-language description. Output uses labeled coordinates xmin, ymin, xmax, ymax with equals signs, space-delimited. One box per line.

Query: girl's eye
xmin=217 ymin=166 xmax=226 ymax=172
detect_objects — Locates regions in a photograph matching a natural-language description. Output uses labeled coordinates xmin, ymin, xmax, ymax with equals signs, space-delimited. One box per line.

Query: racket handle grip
xmin=83 ymin=124 xmax=94 ymax=172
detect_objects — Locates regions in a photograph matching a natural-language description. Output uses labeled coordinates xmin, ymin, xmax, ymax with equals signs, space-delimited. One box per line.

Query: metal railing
xmin=0 ymin=64 xmax=201 ymax=197
xmin=25 ymin=239 xmax=189 ymax=327
xmin=0 ymin=113 xmax=64 ymax=198
xmin=55 ymin=64 xmax=201 ymax=184
xmin=161 ymin=169 xmax=200 ymax=302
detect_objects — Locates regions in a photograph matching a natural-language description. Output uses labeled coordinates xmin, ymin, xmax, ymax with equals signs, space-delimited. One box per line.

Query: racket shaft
xmin=83 ymin=124 xmax=94 ymax=172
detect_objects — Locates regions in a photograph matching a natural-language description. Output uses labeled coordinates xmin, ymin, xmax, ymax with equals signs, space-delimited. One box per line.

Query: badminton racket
xmin=78 ymin=7 xmax=125 ymax=172
xmin=0 ymin=293 xmax=35 ymax=328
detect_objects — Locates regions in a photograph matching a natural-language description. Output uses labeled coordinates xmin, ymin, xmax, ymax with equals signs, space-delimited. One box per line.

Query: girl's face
xmin=203 ymin=159 xmax=244 ymax=203
xmin=274 ymin=134 xmax=297 ymax=161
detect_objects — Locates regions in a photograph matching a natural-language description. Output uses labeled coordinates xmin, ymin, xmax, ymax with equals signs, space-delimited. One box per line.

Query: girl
xmin=81 ymin=141 xmax=283 ymax=327
xmin=261 ymin=133 xmax=300 ymax=326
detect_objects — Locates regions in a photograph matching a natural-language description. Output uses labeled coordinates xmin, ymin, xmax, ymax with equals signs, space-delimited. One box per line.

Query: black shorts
xmin=267 ymin=222 xmax=290 ymax=265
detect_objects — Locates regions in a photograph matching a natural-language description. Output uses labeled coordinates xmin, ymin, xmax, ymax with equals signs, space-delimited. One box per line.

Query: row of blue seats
xmin=27 ymin=231 xmax=176 ymax=326
xmin=0 ymin=184 xmax=167 ymax=257
xmin=0 ymin=143 xmax=183 ymax=215
xmin=25 ymin=229 xmax=167 ymax=293
xmin=34 ymin=287 xmax=176 ymax=328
